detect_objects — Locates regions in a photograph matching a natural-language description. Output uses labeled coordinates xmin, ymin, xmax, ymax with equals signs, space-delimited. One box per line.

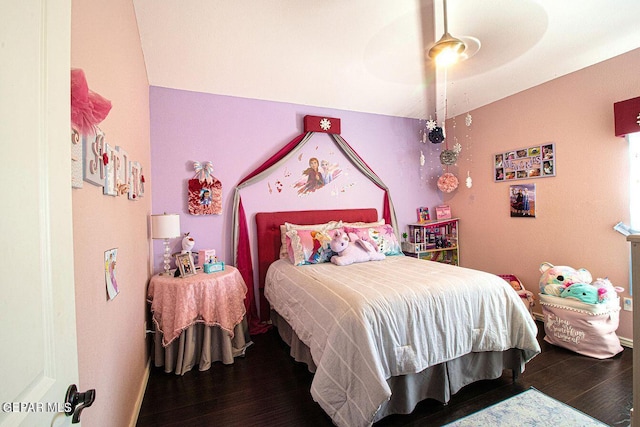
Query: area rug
xmin=443 ymin=388 xmax=608 ymax=426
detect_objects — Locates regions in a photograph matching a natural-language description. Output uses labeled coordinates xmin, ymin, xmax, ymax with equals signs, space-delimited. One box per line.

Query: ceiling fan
xmin=427 ymin=0 xmax=481 ymax=69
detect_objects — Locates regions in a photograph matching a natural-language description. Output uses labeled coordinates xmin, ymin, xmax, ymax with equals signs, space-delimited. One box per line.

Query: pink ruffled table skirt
xmin=148 ymin=267 xmax=248 ymax=347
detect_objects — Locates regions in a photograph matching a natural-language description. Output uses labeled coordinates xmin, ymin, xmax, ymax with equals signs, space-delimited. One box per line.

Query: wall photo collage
xmin=494 ymin=143 xmax=555 ymax=182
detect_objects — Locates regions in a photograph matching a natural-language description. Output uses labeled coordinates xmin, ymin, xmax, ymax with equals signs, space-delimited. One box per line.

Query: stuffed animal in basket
xmin=591 ymin=277 xmax=624 ymax=303
xmin=538 ymin=262 xmax=592 ymax=296
xmin=560 ymin=283 xmax=600 ymax=304
xmin=330 ymin=230 xmax=385 ymax=266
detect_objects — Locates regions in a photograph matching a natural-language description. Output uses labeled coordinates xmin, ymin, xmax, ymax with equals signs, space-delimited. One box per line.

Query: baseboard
xmin=533 ymin=312 xmax=633 ymax=349
xmin=129 ymin=357 xmax=151 ymax=427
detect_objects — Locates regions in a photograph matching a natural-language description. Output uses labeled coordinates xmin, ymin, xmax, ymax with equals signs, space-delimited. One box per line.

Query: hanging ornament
xmin=437 ymin=172 xmax=459 ymax=193
xmin=465 ymin=171 xmax=473 ymax=188
xmin=453 ymin=141 xmax=462 ymax=154
xmin=465 ymin=112 xmax=472 ymax=127
xmin=426 ymin=119 xmax=437 ymax=131
xmin=440 ymin=149 xmax=457 ymax=165
xmin=420 ymin=150 xmax=425 ymax=166
xmin=428 ymin=126 xmax=445 ymax=144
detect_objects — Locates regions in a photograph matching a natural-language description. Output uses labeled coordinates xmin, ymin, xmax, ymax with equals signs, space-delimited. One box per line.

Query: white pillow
xmin=340 ymin=219 xmax=385 ymax=228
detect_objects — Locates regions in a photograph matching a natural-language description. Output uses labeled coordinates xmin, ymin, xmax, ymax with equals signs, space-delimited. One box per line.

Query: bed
xmin=256 ymin=208 xmax=540 ymax=427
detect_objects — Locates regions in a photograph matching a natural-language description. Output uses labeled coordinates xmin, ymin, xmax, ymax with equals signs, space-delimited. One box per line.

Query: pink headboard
xmin=255 ymin=208 xmax=378 ymax=320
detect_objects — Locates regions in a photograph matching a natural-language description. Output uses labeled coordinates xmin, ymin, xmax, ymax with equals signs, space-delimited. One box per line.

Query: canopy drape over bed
xmin=232 ymin=127 xmax=399 ymax=334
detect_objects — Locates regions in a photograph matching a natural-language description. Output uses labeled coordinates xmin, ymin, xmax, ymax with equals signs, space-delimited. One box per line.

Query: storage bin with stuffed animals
xmin=538 ymin=262 xmax=624 ymax=359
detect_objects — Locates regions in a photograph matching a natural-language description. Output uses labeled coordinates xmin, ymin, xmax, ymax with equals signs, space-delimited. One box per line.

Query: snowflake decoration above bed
xmin=426 ymin=119 xmax=437 ymax=131
xmin=320 ymin=118 xmax=332 ymax=131
xmin=453 ymin=142 xmax=462 ymax=154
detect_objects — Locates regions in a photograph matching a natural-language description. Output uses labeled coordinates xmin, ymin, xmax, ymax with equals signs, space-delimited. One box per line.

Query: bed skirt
xmin=271 ymin=310 xmax=525 ymax=422
xmin=153 ymin=317 xmax=252 ymax=375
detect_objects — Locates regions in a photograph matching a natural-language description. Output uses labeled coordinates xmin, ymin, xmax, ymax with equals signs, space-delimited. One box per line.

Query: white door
xmin=0 ymin=1 xmax=82 ymax=426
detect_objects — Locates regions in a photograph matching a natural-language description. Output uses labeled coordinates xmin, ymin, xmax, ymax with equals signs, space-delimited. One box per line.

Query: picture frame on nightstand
xmin=176 ymin=253 xmax=196 ymax=278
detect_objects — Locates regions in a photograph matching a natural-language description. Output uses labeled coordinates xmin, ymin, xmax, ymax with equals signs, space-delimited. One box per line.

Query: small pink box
xmin=435 ymin=205 xmax=451 ymax=219
xmin=198 ymin=249 xmax=216 ymax=266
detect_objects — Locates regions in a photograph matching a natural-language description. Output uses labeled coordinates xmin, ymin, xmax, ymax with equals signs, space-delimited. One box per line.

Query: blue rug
xmin=443 ymin=388 xmax=608 ymax=426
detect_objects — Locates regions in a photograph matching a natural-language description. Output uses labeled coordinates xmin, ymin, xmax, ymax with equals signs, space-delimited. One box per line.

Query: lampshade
xmin=151 ymin=214 xmax=181 ymax=239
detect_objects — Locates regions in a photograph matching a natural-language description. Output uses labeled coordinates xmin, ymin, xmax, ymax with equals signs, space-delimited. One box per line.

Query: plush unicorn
xmin=329 ymin=230 xmax=385 ymax=266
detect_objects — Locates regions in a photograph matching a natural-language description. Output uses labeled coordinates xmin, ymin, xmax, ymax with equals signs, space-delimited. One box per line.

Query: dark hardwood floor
xmin=137 ymin=321 xmax=633 ymax=426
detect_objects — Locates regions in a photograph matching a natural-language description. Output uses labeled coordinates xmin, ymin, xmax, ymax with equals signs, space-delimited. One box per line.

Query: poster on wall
xmin=510 ymin=183 xmax=536 ymax=218
xmin=104 ymin=248 xmax=120 ymax=300
xmin=494 ymin=143 xmax=555 ymax=182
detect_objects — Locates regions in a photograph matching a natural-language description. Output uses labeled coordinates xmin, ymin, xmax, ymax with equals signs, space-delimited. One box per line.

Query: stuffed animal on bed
xmin=329 ymin=230 xmax=385 ymax=266
xmin=538 ymin=262 xmax=592 ymax=296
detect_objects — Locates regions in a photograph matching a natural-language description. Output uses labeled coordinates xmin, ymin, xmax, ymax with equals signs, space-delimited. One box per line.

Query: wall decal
xmin=293 ymin=156 xmax=342 ymax=196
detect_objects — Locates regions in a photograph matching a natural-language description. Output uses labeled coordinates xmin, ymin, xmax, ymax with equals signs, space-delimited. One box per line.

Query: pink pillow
xmin=286 ymin=227 xmax=343 ymax=266
xmin=343 ymin=224 xmax=402 ymax=256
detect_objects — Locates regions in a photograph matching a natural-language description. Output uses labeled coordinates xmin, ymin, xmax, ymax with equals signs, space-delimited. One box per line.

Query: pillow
xmin=343 ymin=223 xmax=403 ymax=256
xmin=286 ymin=227 xmax=343 ymax=266
xmin=341 ymin=219 xmax=385 ymax=228
xmin=279 ymin=221 xmax=342 ymax=259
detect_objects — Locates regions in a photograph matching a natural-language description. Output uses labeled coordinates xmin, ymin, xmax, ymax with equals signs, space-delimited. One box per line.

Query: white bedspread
xmin=265 ymin=256 xmax=540 ymax=427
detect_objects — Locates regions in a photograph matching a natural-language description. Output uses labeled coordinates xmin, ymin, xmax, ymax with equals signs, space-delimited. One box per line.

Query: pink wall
xmin=149 ymin=87 xmax=444 ymax=277
xmin=447 ymin=48 xmax=640 ymax=341
xmin=71 ymin=0 xmax=151 ymax=426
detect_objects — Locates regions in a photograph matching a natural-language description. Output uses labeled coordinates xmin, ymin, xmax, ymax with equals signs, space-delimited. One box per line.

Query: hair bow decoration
xmin=193 ymin=161 xmax=215 ymax=184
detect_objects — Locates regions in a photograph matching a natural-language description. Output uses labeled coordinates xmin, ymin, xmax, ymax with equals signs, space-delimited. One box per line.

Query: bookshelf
xmin=401 ymin=218 xmax=459 ymax=265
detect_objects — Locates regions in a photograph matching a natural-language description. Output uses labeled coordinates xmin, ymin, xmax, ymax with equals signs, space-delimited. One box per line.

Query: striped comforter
xmin=265 ymin=256 xmax=540 ymax=427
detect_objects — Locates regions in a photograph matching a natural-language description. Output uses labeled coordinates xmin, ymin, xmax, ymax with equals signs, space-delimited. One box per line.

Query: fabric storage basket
xmin=539 ymin=294 xmax=623 ymax=359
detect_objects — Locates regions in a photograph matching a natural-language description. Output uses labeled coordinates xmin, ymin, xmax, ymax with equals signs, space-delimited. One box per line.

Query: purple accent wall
xmin=150 ymin=86 xmax=443 ymax=273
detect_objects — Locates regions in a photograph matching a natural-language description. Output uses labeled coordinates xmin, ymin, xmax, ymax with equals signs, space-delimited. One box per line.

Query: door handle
xmin=65 ymin=384 xmax=96 ymax=424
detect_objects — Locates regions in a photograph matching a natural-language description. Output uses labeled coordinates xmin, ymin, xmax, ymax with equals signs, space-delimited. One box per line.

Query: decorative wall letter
xmin=83 ymin=128 xmax=105 ymax=186
xmin=71 ymin=128 xmax=83 ymax=189
xmin=103 ymin=142 xmax=117 ymax=196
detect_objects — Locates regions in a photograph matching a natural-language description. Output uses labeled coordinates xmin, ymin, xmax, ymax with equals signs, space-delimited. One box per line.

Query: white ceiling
xmin=133 ymin=0 xmax=640 ymax=120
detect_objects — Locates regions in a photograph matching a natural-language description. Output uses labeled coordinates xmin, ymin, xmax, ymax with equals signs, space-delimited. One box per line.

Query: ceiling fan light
xmin=428 ymin=32 xmax=466 ymax=66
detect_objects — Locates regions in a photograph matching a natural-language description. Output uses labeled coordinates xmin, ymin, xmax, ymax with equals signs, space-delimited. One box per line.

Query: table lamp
xmin=151 ymin=213 xmax=181 ymax=275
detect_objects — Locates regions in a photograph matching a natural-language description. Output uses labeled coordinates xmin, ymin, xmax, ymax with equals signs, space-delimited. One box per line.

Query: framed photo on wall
xmin=176 ymin=253 xmax=196 ymax=278
xmin=495 ymin=143 xmax=555 ymax=182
